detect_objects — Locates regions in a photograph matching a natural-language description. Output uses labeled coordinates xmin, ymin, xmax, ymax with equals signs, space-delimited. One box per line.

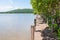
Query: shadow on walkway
xmin=35 ymin=27 xmax=57 ymax=40
xmin=41 ymin=27 xmax=57 ymax=40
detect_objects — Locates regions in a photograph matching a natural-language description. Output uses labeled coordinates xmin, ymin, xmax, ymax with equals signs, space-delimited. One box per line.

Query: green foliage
xmin=31 ymin=0 xmax=60 ymax=38
xmin=31 ymin=0 xmax=60 ymax=15
xmin=57 ymin=28 xmax=60 ymax=37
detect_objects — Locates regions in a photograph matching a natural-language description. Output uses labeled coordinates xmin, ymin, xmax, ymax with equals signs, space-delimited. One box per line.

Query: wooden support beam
xmin=31 ymin=25 xmax=35 ymax=40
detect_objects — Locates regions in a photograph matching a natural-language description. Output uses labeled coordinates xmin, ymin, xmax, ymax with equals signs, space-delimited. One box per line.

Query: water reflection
xmin=0 ymin=14 xmax=34 ymax=40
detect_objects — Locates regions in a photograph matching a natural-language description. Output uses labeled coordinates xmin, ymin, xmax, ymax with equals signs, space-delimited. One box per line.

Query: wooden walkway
xmin=34 ymin=24 xmax=48 ymax=40
xmin=31 ymin=15 xmax=59 ymax=40
xmin=31 ymin=16 xmax=48 ymax=40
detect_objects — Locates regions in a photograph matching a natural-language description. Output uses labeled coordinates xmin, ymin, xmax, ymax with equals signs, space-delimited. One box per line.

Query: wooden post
xmin=31 ymin=25 xmax=35 ymax=40
xmin=34 ymin=19 xmax=36 ymax=26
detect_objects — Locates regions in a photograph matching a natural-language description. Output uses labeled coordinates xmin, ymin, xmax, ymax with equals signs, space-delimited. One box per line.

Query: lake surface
xmin=0 ymin=13 xmax=34 ymax=40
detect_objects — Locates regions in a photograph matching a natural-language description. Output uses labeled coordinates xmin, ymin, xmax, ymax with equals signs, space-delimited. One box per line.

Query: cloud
xmin=0 ymin=0 xmax=15 ymax=12
xmin=0 ymin=6 xmax=13 ymax=12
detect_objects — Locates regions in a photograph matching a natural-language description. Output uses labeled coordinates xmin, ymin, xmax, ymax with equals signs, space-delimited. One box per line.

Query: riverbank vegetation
xmin=31 ymin=0 xmax=60 ymax=39
xmin=0 ymin=9 xmax=33 ymax=13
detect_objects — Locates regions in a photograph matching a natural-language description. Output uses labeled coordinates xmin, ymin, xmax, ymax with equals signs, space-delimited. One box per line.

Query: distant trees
xmin=31 ymin=0 xmax=60 ymax=38
xmin=7 ymin=9 xmax=33 ymax=13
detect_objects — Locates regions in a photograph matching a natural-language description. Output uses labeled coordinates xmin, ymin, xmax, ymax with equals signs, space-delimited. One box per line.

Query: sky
xmin=0 ymin=0 xmax=32 ymax=12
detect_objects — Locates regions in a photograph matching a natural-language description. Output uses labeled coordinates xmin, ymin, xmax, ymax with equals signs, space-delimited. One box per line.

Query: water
xmin=0 ymin=13 xmax=34 ymax=40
